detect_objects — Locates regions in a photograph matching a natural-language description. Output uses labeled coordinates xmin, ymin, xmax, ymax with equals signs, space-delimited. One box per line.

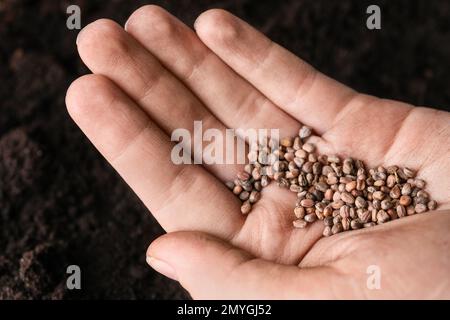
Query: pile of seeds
xmin=225 ymin=125 xmax=438 ymax=237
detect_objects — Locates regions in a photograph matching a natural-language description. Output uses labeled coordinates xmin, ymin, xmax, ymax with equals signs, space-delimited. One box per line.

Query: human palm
xmin=66 ymin=6 xmax=450 ymax=299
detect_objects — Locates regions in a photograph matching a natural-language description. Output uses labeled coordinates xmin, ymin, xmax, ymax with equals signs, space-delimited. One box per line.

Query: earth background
xmin=0 ymin=0 xmax=449 ymax=299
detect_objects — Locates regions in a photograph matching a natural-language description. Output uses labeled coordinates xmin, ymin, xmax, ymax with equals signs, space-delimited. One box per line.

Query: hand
xmin=66 ymin=6 xmax=450 ymax=299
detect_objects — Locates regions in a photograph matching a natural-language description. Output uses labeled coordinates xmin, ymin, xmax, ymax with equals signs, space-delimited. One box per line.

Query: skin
xmin=66 ymin=6 xmax=450 ymax=299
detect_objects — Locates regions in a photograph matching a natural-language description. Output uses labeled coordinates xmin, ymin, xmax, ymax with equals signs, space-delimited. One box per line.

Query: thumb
xmin=146 ymin=231 xmax=337 ymax=299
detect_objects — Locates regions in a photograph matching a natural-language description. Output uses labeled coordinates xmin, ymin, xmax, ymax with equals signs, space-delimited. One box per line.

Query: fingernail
xmin=146 ymin=256 xmax=178 ymax=281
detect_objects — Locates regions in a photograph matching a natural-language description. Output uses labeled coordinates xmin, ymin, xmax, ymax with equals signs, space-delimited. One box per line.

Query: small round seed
xmin=399 ymin=195 xmax=412 ymax=206
xmin=323 ymin=226 xmax=333 ymax=237
xmin=401 ymin=183 xmax=412 ymax=196
xmin=415 ymin=203 xmax=428 ymax=213
xmin=294 ymin=206 xmax=305 ymax=219
xmin=377 ymin=210 xmax=390 ymax=223
xmin=302 ymin=143 xmax=315 ymax=153
xmin=340 ymin=192 xmax=355 ymax=204
xmin=300 ymin=199 xmax=315 ymax=208
xmin=350 ymin=219 xmax=363 ymax=230
xmin=241 ymin=201 xmax=252 ymax=215
xmin=331 ymin=222 xmax=344 ymax=234
xmin=304 ymin=213 xmax=317 ymax=223
xmin=427 ymin=200 xmax=437 ymax=210
xmin=299 ymin=126 xmax=312 ymax=139
xmin=293 ymin=219 xmax=308 ymax=228
xmin=249 ymin=191 xmax=261 ymax=204
xmin=396 ymin=205 xmax=406 ymax=218
xmin=239 ymin=191 xmax=250 ymax=201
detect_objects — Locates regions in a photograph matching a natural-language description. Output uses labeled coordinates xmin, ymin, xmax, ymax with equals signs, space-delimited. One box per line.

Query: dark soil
xmin=0 ymin=0 xmax=448 ymax=299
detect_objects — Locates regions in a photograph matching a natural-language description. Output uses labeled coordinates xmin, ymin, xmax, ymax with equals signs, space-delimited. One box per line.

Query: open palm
xmin=66 ymin=6 xmax=450 ymax=299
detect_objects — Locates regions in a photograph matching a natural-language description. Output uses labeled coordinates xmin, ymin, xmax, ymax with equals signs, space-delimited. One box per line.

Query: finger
xmin=124 ymin=5 xmax=300 ymax=138
xmin=195 ymin=9 xmax=361 ymax=134
xmin=66 ymin=74 xmax=243 ymax=238
xmin=146 ymin=231 xmax=341 ymax=299
xmin=76 ymin=19 xmax=242 ymax=181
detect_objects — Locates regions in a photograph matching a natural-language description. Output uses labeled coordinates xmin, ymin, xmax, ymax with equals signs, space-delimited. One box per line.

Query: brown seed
xmin=387 ymin=165 xmax=398 ymax=174
xmin=284 ymin=152 xmax=295 ymax=162
xmin=293 ymin=136 xmax=302 ymax=150
xmin=323 ymin=216 xmax=334 ymax=227
xmin=350 ymin=219 xmax=363 ymax=230
xmin=327 ymin=155 xmax=340 ymax=163
xmin=340 ymin=192 xmax=355 ymax=204
xmin=414 ymin=179 xmax=426 ymax=189
xmin=293 ymin=219 xmax=308 ymax=229
xmin=389 ymin=185 xmax=401 ymax=199
xmin=323 ymin=226 xmax=333 ymax=237
xmin=254 ymin=181 xmax=262 ymax=191
xmin=372 ymin=200 xmax=381 ymax=210
xmin=387 ymin=208 xmax=398 ymax=220
xmin=377 ymin=210 xmax=390 ymax=224
xmin=302 ymin=143 xmax=315 ymax=153
xmin=341 ymin=217 xmax=350 ymax=231
xmin=399 ymin=195 xmax=412 ymax=206
xmin=237 ymin=171 xmax=250 ymax=181
xmin=415 ymin=203 xmax=428 ymax=213
xmin=312 ymin=162 xmax=322 ymax=175
xmin=403 ymin=167 xmax=415 ymax=178
xmin=304 ymin=213 xmax=317 ymax=223
xmin=239 ymin=191 xmax=250 ymax=201
xmin=249 ymin=191 xmax=261 ymax=204
xmin=299 ymin=125 xmax=312 ymax=139
xmin=386 ymin=175 xmax=396 ymax=188
xmin=315 ymin=210 xmax=324 ymax=220
xmin=407 ymin=205 xmax=416 ymax=215
xmin=427 ymin=200 xmax=437 ymax=210
xmin=331 ymin=200 xmax=345 ymax=209
xmin=300 ymin=199 xmax=315 ymax=208
xmin=374 ymin=179 xmax=385 ymax=187
xmin=364 ymin=222 xmax=377 ymax=228
xmin=396 ymin=205 xmax=406 ymax=218
xmin=315 ymin=182 xmax=328 ymax=192
xmin=252 ymin=167 xmax=262 ymax=180
xmin=225 ymin=181 xmax=235 ymax=190
xmin=261 ymin=175 xmax=269 ymax=187
xmin=356 ymin=178 xmax=366 ymax=191
xmin=327 ymin=174 xmax=339 ymax=185
xmin=294 ymin=149 xmax=308 ymax=159
xmin=354 ymin=196 xmax=367 ymax=209
xmin=371 ymin=208 xmax=378 ymax=222
xmin=324 ymin=189 xmax=334 ymax=201
xmin=417 ymin=190 xmax=429 ymax=199
xmin=333 ymin=215 xmax=342 ymax=225
xmin=244 ymin=163 xmax=254 ymax=174
xmin=372 ymin=191 xmax=385 ymax=201
xmin=381 ymin=199 xmax=393 ymax=210
xmin=280 ymin=137 xmax=293 ymax=147
xmin=331 ymin=222 xmax=344 ymax=234
xmin=339 ymin=205 xmax=350 ymax=218
xmin=345 ymin=180 xmax=357 ymax=192
xmin=241 ymin=201 xmax=252 ymax=215
xmin=233 ymin=185 xmax=243 ymax=195
xmin=294 ymin=206 xmax=306 ymax=219
xmin=401 ymin=183 xmax=412 ymax=196
xmin=290 ymin=185 xmax=302 ymax=193
xmin=323 ymin=206 xmax=333 ymax=217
